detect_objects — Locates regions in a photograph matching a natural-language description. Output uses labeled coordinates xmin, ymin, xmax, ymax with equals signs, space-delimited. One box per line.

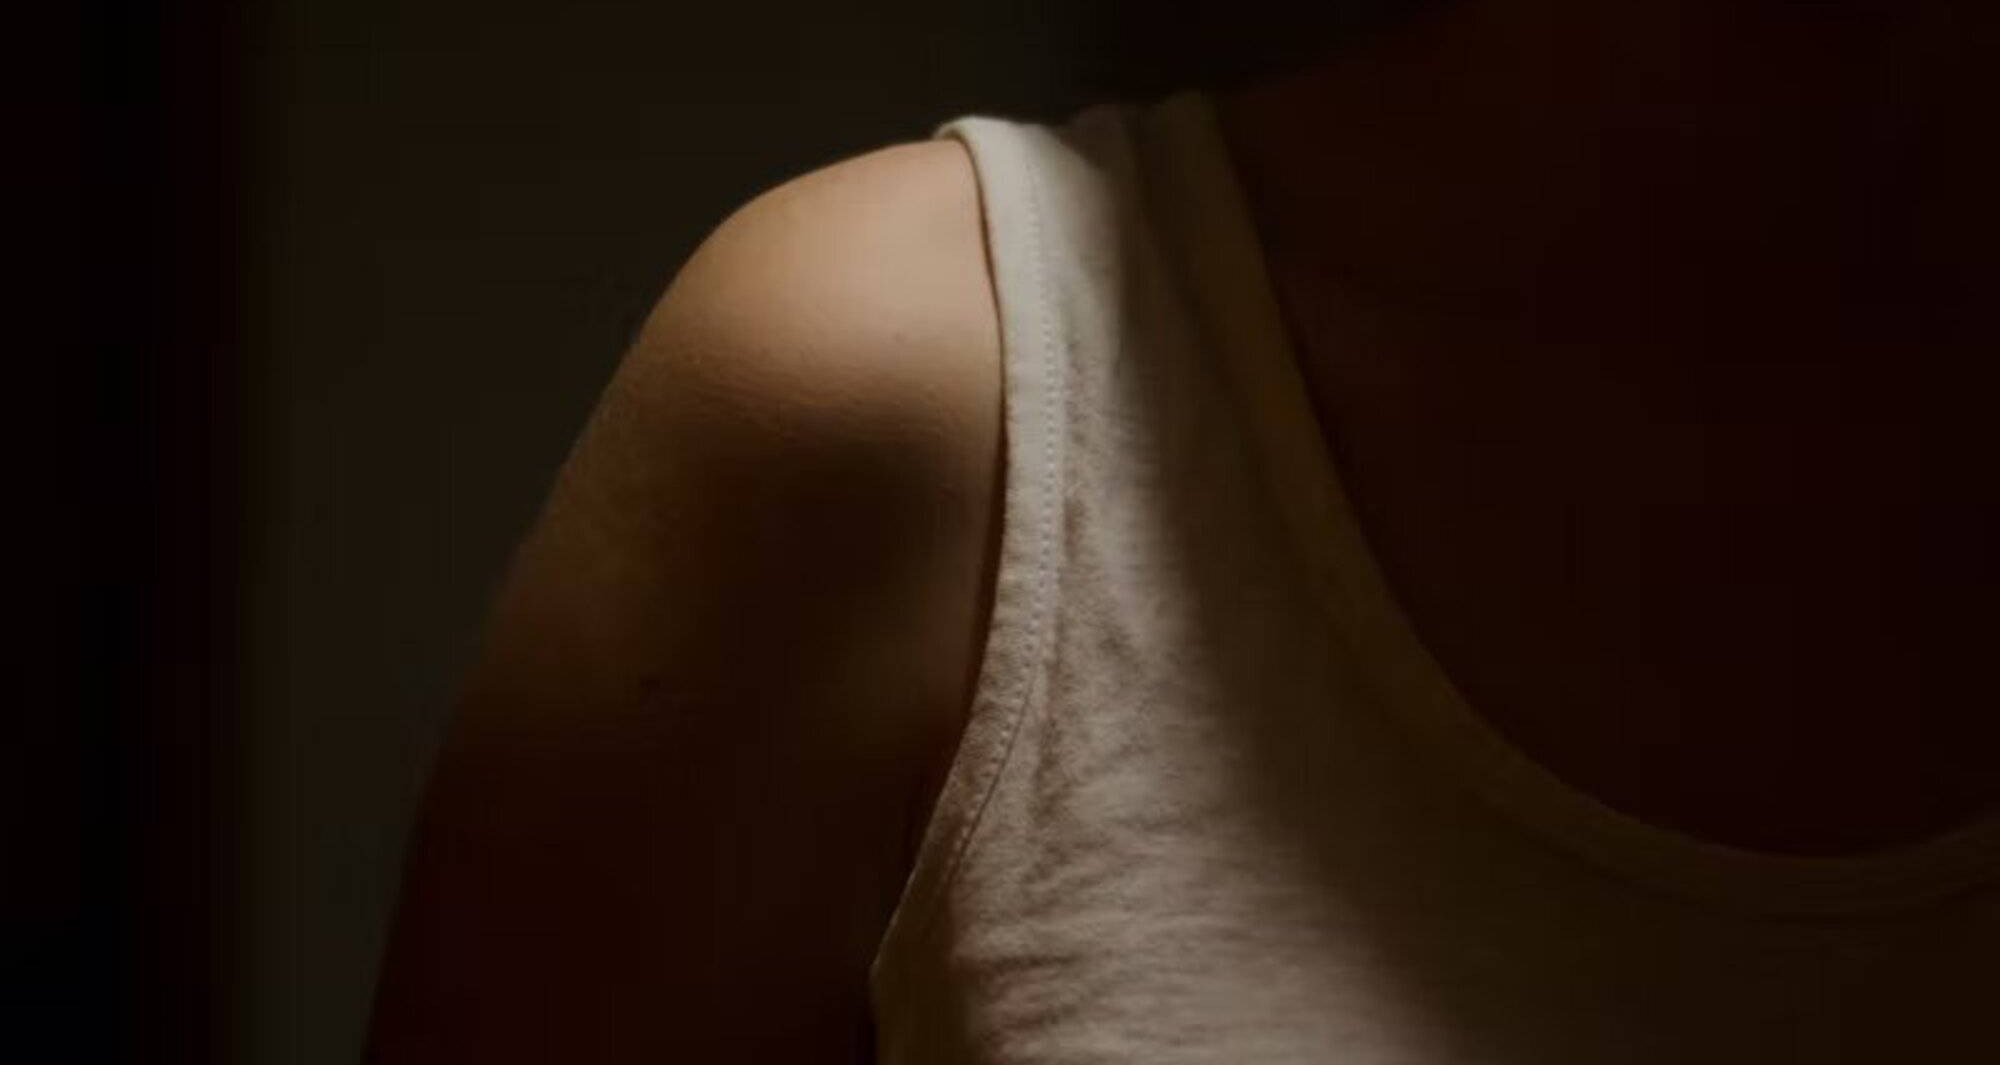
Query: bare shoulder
xmin=630 ymin=137 xmax=998 ymax=474
xmin=593 ymin=132 xmax=1004 ymax=740
xmin=367 ymin=138 xmax=1002 ymax=1061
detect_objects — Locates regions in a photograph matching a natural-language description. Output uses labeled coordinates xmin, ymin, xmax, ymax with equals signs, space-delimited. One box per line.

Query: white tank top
xmin=866 ymin=88 xmax=2000 ymax=1065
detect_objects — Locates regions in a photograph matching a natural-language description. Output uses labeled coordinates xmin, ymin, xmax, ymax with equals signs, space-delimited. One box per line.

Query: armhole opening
xmin=867 ymin=114 xmax=1069 ymax=994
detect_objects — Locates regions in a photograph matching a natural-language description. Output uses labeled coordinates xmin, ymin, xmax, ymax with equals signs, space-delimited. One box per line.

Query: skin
xmin=366 ymin=139 xmax=1004 ymax=1063
xmin=1214 ymin=0 xmax=1998 ymax=853
xmin=371 ymin=0 xmax=1996 ymax=1058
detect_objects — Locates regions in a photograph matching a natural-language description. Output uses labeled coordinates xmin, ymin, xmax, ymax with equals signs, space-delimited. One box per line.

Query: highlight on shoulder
xmin=629 ymin=136 xmax=999 ymax=463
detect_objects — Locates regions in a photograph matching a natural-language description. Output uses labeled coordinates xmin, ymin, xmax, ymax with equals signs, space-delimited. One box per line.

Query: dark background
xmin=70 ymin=1 xmax=1404 ymax=1062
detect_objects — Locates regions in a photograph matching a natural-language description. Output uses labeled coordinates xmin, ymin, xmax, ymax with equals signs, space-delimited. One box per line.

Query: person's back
xmin=367 ymin=1 xmax=2000 ymax=1061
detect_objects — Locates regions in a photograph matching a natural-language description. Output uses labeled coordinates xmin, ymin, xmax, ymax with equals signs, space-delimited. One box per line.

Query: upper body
xmin=367 ymin=0 xmax=1998 ymax=1060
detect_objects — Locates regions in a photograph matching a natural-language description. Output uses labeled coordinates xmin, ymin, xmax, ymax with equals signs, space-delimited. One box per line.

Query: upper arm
xmin=366 ymin=138 xmax=1002 ymax=1064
